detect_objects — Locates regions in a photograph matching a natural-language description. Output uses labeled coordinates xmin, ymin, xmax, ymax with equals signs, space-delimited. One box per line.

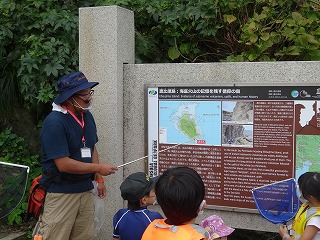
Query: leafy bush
xmin=0 ymin=128 xmax=41 ymax=225
xmin=0 ymin=0 xmax=84 ymax=114
xmin=99 ymin=0 xmax=320 ymax=63
xmin=1 ymin=0 xmax=320 ymax=116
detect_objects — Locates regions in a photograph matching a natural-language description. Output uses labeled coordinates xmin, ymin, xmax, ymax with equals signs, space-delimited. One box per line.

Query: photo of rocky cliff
xmin=222 ymin=101 xmax=254 ymax=123
xmin=221 ymin=101 xmax=254 ymax=147
xmin=222 ymin=124 xmax=253 ymax=147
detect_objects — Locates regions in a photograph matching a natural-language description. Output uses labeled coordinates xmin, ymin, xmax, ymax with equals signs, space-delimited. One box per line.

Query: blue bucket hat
xmin=54 ymin=71 xmax=99 ymax=104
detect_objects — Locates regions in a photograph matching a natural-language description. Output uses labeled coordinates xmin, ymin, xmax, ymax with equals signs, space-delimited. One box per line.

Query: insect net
xmin=252 ymin=178 xmax=299 ymax=224
xmin=0 ymin=162 xmax=29 ymax=219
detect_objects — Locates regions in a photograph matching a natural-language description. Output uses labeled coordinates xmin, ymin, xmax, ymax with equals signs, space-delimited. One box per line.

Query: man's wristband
xmin=96 ymin=178 xmax=104 ymax=183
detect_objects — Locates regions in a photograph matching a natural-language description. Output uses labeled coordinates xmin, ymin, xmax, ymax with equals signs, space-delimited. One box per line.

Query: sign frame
xmin=145 ymin=83 xmax=320 ymax=213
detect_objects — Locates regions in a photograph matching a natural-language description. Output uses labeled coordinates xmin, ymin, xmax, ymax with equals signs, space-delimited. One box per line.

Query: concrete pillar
xmin=79 ymin=6 xmax=134 ymax=238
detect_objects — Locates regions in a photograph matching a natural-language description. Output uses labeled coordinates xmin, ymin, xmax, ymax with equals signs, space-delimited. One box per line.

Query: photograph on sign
xmin=146 ymin=85 xmax=320 ymax=212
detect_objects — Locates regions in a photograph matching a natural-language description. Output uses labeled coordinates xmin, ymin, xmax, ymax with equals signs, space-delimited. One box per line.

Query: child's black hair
xmin=298 ymin=172 xmax=314 ymax=189
xmin=301 ymin=172 xmax=320 ymax=202
xmin=155 ymin=166 xmax=205 ymax=225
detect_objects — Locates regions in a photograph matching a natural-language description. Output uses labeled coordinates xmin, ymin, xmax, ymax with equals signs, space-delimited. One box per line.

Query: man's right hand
xmin=98 ymin=163 xmax=118 ymax=176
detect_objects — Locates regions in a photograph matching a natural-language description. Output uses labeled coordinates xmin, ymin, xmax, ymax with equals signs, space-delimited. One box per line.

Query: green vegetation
xmin=99 ymin=0 xmax=320 ymax=63
xmin=178 ymin=112 xmax=200 ymax=140
xmin=0 ymin=0 xmax=82 ymax=116
xmin=1 ymin=0 xmax=320 ymax=115
xmin=0 ymin=128 xmax=42 ymax=225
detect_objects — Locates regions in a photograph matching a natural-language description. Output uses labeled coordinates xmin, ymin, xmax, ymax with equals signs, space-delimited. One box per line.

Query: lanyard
xmin=61 ymin=105 xmax=86 ymax=144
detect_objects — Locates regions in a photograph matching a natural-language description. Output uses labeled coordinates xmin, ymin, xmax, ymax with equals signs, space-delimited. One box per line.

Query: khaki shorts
xmin=39 ymin=191 xmax=94 ymax=240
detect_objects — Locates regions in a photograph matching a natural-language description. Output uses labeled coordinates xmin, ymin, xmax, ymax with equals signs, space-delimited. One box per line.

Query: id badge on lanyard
xmin=81 ymin=146 xmax=91 ymax=158
xmin=80 ymin=137 xmax=91 ymax=158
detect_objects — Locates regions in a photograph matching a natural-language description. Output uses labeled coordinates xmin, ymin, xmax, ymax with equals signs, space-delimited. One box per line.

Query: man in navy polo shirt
xmin=38 ymin=71 xmax=118 ymax=240
xmin=113 ymin=172 xmax=163 ymax=240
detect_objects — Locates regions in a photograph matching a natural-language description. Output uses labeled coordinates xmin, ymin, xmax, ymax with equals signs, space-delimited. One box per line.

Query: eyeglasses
xmin=74 ymin=90 xmax=94 ymax=98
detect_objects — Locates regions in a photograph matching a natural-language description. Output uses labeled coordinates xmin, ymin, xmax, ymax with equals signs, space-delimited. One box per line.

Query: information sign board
xmin=146 ymin=85 xmax=320 ymax=210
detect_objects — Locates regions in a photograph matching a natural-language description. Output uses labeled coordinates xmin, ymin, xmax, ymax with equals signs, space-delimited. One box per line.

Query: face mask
xmin=296 ymin=185 xmax=308 ymax=204
xmin=79 ymin=104 xmax=92 ymax=111
xmin=300 ymin=197 xmax=308 ymax=204
xmin=71 ymin=98 xmax=93 ymax=111
xmin=198 ymin=200 xmax=206 ymax=215
xmin=153 ymin=199 xmax=158 ymax=205
xmin=296 ymin=185 xmax=301 ymax=199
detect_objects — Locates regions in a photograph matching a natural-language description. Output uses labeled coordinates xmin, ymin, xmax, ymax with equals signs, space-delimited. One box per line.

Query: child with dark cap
xmin=112 ymin=172 xmax=163 ymax=240
xmin=141 ymin=166 xmax=210 ymax=240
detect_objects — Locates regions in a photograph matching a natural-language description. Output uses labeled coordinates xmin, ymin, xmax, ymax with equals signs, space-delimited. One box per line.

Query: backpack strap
xmin=41 ymin=170 xmax=58 ymax=190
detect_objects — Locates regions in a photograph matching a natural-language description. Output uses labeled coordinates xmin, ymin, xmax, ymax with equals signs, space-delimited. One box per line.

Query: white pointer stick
xmin=117 ymin=141 xmax=190 ymax=168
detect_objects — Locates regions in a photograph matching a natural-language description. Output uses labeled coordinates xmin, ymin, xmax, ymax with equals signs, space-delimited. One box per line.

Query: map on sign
xmin=296 ymin=135 xmax=320 ymax=178
xmin=159 ymin=101 xmax=221 ymax=145
xmin=295 ymin=100 xmax=320 ymax=180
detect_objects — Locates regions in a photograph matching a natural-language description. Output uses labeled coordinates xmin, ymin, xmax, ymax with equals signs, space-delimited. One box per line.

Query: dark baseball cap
xmin=120 ymin=172 xmax=158 ymax=202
